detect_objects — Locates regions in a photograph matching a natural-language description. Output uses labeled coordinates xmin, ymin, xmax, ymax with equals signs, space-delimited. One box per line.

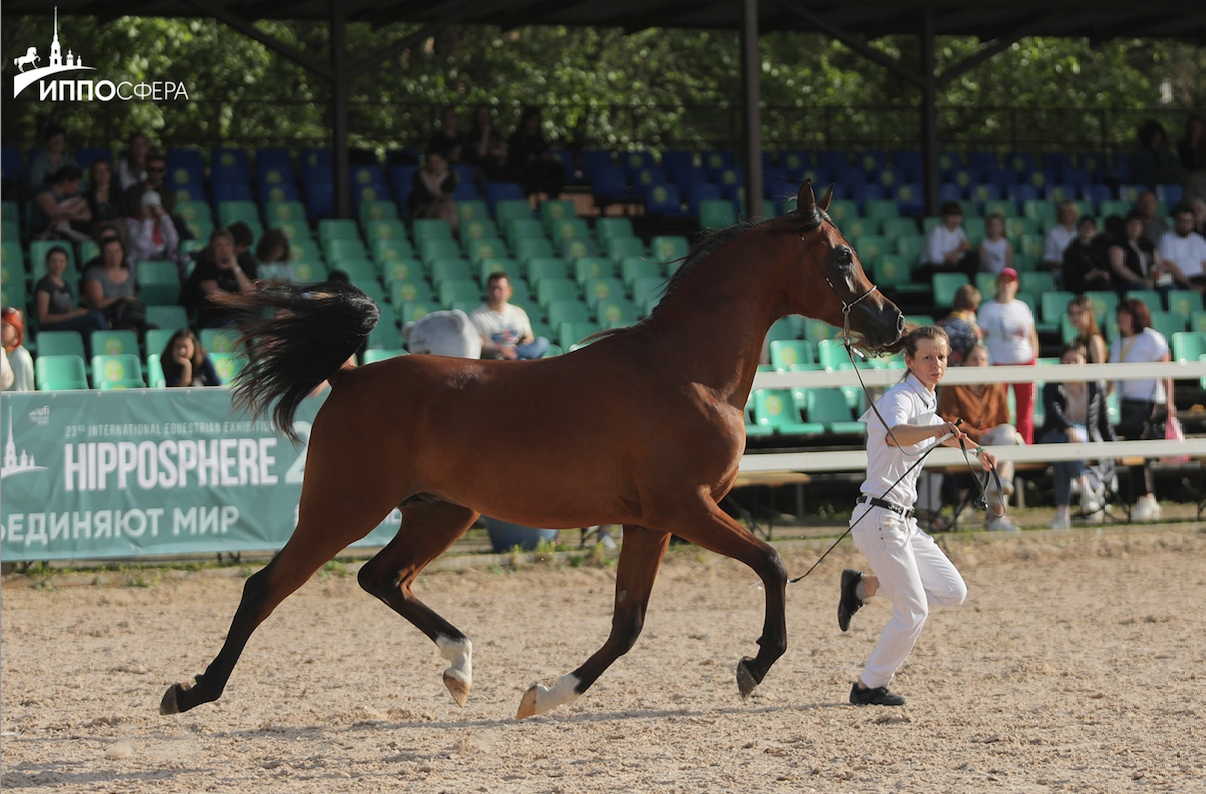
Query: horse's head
xmin=788 ymin=180 xmax=904 ymax=353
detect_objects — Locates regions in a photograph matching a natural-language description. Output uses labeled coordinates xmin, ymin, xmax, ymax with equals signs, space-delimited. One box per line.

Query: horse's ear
xmin=797 ymin=179 xmax=816 ymax=215
xmin=819 ymin=184 xmax=834 ymax=212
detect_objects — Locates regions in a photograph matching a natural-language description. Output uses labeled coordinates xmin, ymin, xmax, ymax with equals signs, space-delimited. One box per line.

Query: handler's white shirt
xmin=1157 ymin=230 xmax=1206 ymax=279
xmin=859 ymin=373 xmax=945 ymax=509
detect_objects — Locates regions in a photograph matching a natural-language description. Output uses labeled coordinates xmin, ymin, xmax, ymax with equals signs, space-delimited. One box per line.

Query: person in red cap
xmin=976 ymin=267 xmax=1038 ymax=444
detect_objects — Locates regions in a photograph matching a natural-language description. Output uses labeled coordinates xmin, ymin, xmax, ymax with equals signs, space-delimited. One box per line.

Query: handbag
xmin=1162 ymin=414 xmax=1190 ymax=464
xmin=106 ymin=297 xmax=148 ymax=329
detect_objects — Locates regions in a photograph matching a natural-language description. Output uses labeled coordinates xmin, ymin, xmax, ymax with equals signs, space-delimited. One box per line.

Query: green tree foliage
xmin=2 ymin=14 xmax=1202 ymax=156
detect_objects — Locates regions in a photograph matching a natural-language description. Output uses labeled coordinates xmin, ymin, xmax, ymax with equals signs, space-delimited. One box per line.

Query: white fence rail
xmin=740 ymin=361 xmax=1206 ymax=475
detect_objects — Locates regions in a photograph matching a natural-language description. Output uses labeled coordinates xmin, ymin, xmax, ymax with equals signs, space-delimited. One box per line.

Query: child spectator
xmin=160 ymin=328 xmax=221 ymax=387
xmin=0 ymin=308 xmax=34 ymax=392
xmin=978 ymin=212 xmax=1014 ymax=275
xmin=919 ymin=200 xmax=977 ymax=279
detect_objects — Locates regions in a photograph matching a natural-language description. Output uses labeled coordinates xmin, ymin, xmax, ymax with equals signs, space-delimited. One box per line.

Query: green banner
xmin=0 ymin=390 xmax=401 ymax=562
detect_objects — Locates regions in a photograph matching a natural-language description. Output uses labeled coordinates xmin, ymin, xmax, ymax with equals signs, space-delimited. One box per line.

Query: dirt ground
xmin=2 ymin=527 xmax=1204 ymax=794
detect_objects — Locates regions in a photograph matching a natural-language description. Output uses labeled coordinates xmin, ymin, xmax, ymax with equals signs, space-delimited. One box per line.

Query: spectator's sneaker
xmin=1049 ymin=514 xmax=1070 ymax=530
xmin=849 ymin=683 xmax=906 ymax=706
xmin=837 ymin=568 xmax=863 ymax=632
xmin=1081 ymin=494 xmax=1103 ymax=516
xmin=986 ymin=516 xmax=1020 ymax=532
xmin=1134 ymin=494 xmax=1161 ymax=522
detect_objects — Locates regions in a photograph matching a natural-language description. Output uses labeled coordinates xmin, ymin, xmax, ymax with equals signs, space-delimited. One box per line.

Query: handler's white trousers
xmin=851 ymin=504 xmax=967 ymax=689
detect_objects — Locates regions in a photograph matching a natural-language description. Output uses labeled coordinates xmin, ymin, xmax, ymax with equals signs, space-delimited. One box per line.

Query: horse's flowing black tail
xmin=212 ymin=281 xmax=379 ymax=444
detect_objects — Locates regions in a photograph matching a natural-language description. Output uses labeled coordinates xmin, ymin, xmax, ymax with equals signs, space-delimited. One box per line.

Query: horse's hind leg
xmin=517 ymin=525 xmax=670 ymax=719
xmin=356 ymin=500 xmax=479 ymax=707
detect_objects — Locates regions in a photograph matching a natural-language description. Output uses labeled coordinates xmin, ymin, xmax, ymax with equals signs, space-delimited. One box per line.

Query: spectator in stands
xmin=1109 ymin=297 xmax=1172 ymax=522
xmin=1135 ymin=189 xmax=1168 ymax=247
xmin=977 ymin=212 xmax=1014 ymax=275
xmin=125 ymin=152 xmax=176 ymax=216
xmin=83 ymin=235 xmax=146 ymax=332
xmin=1152 ymin=202 xmax=1206 ymax=293
xmin=470 ymin=271 xmax=548 ymax=360
xmin=1194 ymin=197 xmax=1206 ymax=237
xmin=1066 ymin=294 xmax=1108 ymax=365
xmin=160 ymin=328 xmax=221 ymax=388
xmin=1106 ymin=211 xmax=1157 ymax=294
xmin=1 ymin=349 xmax=11 ymax=391
xmin=1040 ymin=343 xmax=1116 ymax=529
xmin=227 ymin=221 xmax=260 ymax=273
xmin=27 ymin=123 xmax=77 ymax=191
xmin=1 ymin=307 xmax=34 ymax=392
xmin=1177 ymin=114 xmax=1206 ymax=206
xmin=428 ymin=106 xmax=487 ymax=198
xmin=936 ymin=283 xmax=982 ymax=367
xmin=83 ymin=158 xmax=125 ymax=231
xmin=182 ymin=228 xmax=257 ymax=327
xmin=408 ymin=151 xmax=459 ymax=234
xmin=117 ymin=132 xmax=150 ymax=192
xmin=464 ymin=103 xmax=509 ymax=182
xmin=508 ymin=106 xmax=565 ymax=199
xmin=936 ymin=342 xmax=1020 ymax=531
xmin=31 ymin=164 xmax=91 ymax=242
xmin=977 ymin=267 xmax=1039 ymax=444
xmin=1042 ymin=200 xmax=1079 ymax=278
xmin=1061 ymin=216 xmax=1111 ymax=294
xmin=1128 ymin=119 xmax=1184 ymax=189
xmin=33 ymin=244 xmax=107 ymax=336
xmin=125 ymin=190 xmax=184 ymax=274
xmin=919 ymin=200 xmax=976 ymax=279
xmin=254 ymin=229 xmax=295 ymax=283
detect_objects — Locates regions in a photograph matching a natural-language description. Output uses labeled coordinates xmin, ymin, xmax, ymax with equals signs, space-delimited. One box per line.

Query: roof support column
xmin=740 ymin=0 xmax=764 ymax=219
xmin=921 ymin=5 xmax=940 ymax=217
xmin=330 ymin=0 xmax=351 ymax=219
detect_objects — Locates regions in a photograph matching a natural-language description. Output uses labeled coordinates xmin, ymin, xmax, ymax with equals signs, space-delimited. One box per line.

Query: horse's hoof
xmin=443 ymin=670 xmax=470 ymax=708
xmin=736 ymin=657 xmax=759 ymax=699
xmin=159 ymin=684 xmax=182 ymax=715
xmin=516 ymin=686 xmax=539 ymax=720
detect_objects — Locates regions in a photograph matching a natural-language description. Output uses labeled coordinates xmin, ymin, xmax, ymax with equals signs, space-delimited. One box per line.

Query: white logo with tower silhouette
xmin=12 ymin=8 xmax=95 ymax=98
xmin=1 ymin=406 xmax=48 ymax=481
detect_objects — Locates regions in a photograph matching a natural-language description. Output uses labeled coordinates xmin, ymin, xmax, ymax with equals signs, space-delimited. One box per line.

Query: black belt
xmin=857 ymin=494 xmax=914 ymax=519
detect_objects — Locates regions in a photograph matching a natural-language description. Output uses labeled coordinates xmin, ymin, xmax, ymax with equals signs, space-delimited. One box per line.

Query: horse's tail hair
xmin=212 ymin=281 xmax=380 ymax=444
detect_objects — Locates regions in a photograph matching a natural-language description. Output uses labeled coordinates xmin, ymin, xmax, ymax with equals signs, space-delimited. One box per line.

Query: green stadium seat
xmin=35 ymin=355 xmax=88 ymax=390
xmin=359 ymin=200 xmax=400 ymax=227
xmin=90 ymin=329 xmax=139 ymax=357
xmin=750 ymin=389 xmax=822 ymax=435
xmin=460 ymin=217 xmax=500 ymax=244
xmin=494 ymin=199 xmax=536 ymax=227
xmin=558 ymin=320 xmax=601 ymax=350
xmin=1171 ymin=331 xmax=1206 ymax=362
xmin=437 ymin=278 xmax=481 ymax=307
xmin=330 ymin=258 xmax=379 ymax=284
xmin=464 ymin=237 xmax=509 ymax=265
xmin=619 ymin=256 xmax=662 ymax=288
xmin=200 ymin=328 xmax=240 ymax=355
xmin=91 ymin=354 xmax=145 ymax=389
xmin=210 ymin=352 xmax=246 ymax=383
xmin=536 ymin=277 xmax=581 ymax=309
xmin=539 ymin=199 xmax=578 ymax=234
xmin=264 ymin=200 xmax=307 ymax=225
xmin=324 ymin=237 xmax=369 ymax=263
xmin=397 ymin=299 xmax=441 ymax=325
xmin=137 ymin=260 xmax=182 ymax=305
xmin=546 ymin=299 xmax=592 ymax=328
xmin=418 ymin=237 xmax=464 ymax=263
xmin=455 ymin=200 xmax=490 ymax=226
xmin=560 ymin=237 xmax=599 ymax=260
xmin=373 ymin=238 xmax=417 ymax=265
xmin=144 ymin=329 xmax=177 ymax=360
xmin=411 ymin=218 xmax=455 ymax=242
xmin=362 ymin=348 xmax=407 ymax=364
xmin=650 ymin=235 xmax=690 ymax=266
xmin=390 ymin=279 xmax=435 ymax=305
xmin=364 ymin=218 xmax=408 ymax=242
xmin=582 ymin=277 xmax=626 ymax=310
xmin=698 ymin=199 xmax=736 ymax=229
xmin=292 ymin=261 xmax=330 ymax=282
xmin=604 ymin=236 xmax=645 ymax=263
xmin=595 ymin=297 xmax=639 ymax=327
xmin=218 ymin=200 xmax=260 ymax=229
xmin=573 ymin=256 xmax=615 ymax=285
xmin=527 ymin=257 xmax=571 ymax=284
xmin=429 ymin=258 xmax=474 ymax=283
xmin=768 ymin=339 xmax=814 ymax=371
xmin=1168 ymin=289 xmax=1204 ymax=318
xmin=145 ymin=304 xmax=189 ymax=332
xmin=145 ymin=353 xmax=165 ymax=388
xmin=594 ymin=217 xmax=635 ymax=244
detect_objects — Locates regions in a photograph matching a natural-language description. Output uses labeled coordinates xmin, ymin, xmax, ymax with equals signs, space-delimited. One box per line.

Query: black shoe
xmin=849 ymin=683 xmax=906 ymax=706
xmin=837 ymin=568 xmax=863 ymax=632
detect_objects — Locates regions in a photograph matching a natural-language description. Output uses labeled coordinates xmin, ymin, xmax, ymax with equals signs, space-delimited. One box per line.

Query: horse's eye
xmin=834 ymin=247 xmax=854 ymax=267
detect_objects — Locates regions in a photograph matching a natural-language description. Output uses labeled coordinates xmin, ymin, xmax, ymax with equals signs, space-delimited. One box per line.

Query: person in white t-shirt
xmin=978 ymin=212 xmax=1014 ymax=275
xmin=1108 ymin=298 xmax=1173 ymax=521
xmin=976 ymin=268 xmax=1039 ymax=444
xmin=1153 ymin=203 xmax=1206 ymax=292
xmin=919 ymin=201 xmax=977 ymax=279
xmin=1042 ymin=199 xmax=1078 ymax=279
xmin=837 ymin=325 xmax=1003 ymax=707
xmin=469 ymin=271 xmax=549 ymax=360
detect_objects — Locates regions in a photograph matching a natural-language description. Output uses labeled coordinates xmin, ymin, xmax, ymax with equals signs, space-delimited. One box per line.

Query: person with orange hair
xmin=1 ymin=307 xmax=34 ymax=391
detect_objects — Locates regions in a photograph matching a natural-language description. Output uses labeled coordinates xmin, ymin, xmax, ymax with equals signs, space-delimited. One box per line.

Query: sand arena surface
xmin=2 ymin=528 xmax=1203 ymax=793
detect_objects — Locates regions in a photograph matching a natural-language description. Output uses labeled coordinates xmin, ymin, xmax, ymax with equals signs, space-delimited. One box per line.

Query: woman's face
xmin=996 ymin=278 xmax=1018 ymax=300
xmin=986 ymin=217 xmax=1004 ymax=237
xmin=1126 ymin=218 xmax=1144 ymax=240
xmin=1061 ymin=348 xmax=1087 ymax=366
xmin=905 ymin=337 xmax=949 ymax=391
xmin=964 ymin=346 xmax=989 ymax=368
xmin=91 ymin=161 xmax=110 ymax=185
xmin=1 ymin=323 xmax=16 ymax=347
xmin=1069 ymin=302 xmax=1092 ymax=330
xmin=102 ymin=240 xmax=124 ymax=267
xmin=46 ymin=251 xmax=68 ymax=275
xmin=1118 ymin=310 xmax=1135 ymax=336
xmin=47 ymin=133 xmax=65 ymax=155
xmin=173 ymin=338 xmax=194 ymax=361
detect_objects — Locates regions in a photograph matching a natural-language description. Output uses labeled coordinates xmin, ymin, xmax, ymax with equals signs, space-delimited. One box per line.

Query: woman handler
xmin=838 ymin=325 xmax=1003 ymax=706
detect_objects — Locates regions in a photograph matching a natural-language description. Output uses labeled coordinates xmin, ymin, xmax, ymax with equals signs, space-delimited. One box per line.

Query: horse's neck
xmin=643 ymin=256 xmax=784 ymax=406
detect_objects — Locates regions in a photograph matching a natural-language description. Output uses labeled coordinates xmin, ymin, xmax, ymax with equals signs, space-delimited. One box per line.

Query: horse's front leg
xmin=655 ymin=492 xmax=788 ymax=698
xmin=517 ymin=525 xmax=670 ymax=719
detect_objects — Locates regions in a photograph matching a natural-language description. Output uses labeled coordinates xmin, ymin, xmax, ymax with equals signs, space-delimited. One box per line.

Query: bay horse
xmin=160 ymin=180 xmax=904 ymax=721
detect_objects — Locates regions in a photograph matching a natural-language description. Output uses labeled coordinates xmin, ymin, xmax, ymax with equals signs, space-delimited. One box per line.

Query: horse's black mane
xmin=651 ymin=207 xmax=826 ymax=313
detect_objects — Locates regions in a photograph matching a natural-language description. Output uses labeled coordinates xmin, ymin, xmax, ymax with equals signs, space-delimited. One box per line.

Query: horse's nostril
xmin=895 ymin=314 xmax=905 ymax=335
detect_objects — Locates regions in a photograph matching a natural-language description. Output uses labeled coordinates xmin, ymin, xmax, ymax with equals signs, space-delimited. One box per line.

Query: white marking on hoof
xmin=516 ymin=673 xmax=580 ymax=720
xmin=436 ymin=636 xmax=472 ymax=707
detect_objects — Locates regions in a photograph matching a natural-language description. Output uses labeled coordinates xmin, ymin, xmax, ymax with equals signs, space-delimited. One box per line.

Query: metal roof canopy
xmin=13 ymin=0 xmax=1205 ymax=218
